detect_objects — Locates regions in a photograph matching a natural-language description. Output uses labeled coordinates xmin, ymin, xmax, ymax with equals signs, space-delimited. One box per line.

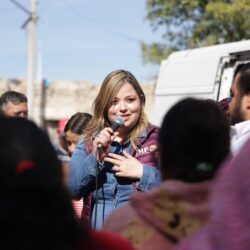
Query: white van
xmin=152 ymin=40 xmax=250 ymax=125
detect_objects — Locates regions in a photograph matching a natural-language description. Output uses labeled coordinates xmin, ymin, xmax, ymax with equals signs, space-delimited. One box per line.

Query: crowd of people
xmin=0 ymin=64 xmax=250 ymax=249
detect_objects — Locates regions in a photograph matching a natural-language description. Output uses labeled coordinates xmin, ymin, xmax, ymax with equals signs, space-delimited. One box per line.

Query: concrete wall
xmin=0 ymin=78 xmax=156 ymax=140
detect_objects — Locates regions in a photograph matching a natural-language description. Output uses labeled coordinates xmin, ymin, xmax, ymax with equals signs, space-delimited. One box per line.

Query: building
xmin=0 ymin=78 xmax=155 ymax=140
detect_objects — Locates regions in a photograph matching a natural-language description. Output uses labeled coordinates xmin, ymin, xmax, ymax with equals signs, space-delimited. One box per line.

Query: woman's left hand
xmin=104 ymin=151 xmax=143 ymax=179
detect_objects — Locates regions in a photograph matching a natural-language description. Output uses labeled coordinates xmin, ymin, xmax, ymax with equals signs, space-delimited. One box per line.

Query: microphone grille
xmin=115 ymin=116 xmax=125 ymax=126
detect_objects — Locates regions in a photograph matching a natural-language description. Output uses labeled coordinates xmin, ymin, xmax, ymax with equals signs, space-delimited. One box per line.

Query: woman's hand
xmin=104 ymin=150 xmax=143 ymax=179
xmin=92 ymin=127 xmax=118 ymax=160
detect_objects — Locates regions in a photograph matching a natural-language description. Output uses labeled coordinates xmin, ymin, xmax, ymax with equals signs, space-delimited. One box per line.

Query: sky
xmin=0 ymin=0 xmax=162 ymax=84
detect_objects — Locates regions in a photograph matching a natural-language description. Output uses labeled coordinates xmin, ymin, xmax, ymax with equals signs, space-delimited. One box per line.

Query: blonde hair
xmin=84 ymin=70 xmax=148 ymax=149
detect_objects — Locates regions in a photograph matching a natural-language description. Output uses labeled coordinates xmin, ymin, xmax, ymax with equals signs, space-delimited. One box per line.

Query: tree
xmin=142 ymin=0 xmax=250 ymax=64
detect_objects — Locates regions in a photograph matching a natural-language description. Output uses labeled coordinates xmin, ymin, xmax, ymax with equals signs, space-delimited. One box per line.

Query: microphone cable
xmin=92 ymin=117 xmax=124 ymax=229
xmin=93 ymin=148 xmax=105 ymax=230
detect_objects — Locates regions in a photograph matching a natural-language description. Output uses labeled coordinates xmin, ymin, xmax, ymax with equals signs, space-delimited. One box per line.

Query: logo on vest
xmin=136 ymin=144 xmax=158 ymax=157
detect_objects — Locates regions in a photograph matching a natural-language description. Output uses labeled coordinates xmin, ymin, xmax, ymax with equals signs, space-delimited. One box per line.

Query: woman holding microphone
xmin=69 ymin=70 xmax=160 ymax=228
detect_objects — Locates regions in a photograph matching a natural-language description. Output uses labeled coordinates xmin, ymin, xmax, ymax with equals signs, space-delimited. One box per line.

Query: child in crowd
xmin=64 ymin=112 xmax=92 ymax=220
xmin=64 ymin=112 xmax=92 ymax=156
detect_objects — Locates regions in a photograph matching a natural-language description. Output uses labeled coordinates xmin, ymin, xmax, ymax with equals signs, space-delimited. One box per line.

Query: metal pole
xmin=36 ymin=46 xmax=43 ymax=126
xmin=27 ymin=0 xmax=36 ymax=120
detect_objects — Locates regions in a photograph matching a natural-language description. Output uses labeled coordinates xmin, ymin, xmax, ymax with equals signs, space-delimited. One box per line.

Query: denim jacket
xmin=69 ymin=124 xmax=161 ymax=228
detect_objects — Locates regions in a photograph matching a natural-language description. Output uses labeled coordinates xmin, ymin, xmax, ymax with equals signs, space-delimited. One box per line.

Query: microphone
xmin=97 ymin=117 xmax=124 ymax=150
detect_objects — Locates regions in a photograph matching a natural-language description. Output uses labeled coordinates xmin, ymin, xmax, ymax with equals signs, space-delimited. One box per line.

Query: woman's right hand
xmin=92 ymin=127 xmax=118 ymax=160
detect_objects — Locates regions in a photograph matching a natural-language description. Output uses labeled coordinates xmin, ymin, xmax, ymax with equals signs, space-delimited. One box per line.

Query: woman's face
xmin=65 ymin=131 xmax=80 ymax=155
xmin=108 ymin=83 xmax=142 ymax=134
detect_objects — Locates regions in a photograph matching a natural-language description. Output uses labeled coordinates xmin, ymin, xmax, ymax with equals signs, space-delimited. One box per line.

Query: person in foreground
xmin=69 ymin=69 xmax=160 ymax=229
xmin=175 ymin=138 xmax=250 ymax=250
xmin=0 ymin=117 xmax=135 ymax=250
xmin=104 ymin=98 xmax=230 ymax=250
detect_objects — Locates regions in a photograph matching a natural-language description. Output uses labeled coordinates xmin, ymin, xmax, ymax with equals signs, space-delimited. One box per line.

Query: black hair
xmin=0 ymin=118 xmax=87 ymax=250
xmin=159 ymin=98 xmax=230 ymax=183
xmin=0 ymin=91 xmax=27 ymax=110
xmin=64 ymin=112 xmax=92 ymax=135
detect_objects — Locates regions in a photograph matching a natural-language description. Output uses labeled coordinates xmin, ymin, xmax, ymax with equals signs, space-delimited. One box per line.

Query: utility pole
xmin=27 ymin=0 xmax=36 ymax=120
xmin=10 ymin=0 xmax=37 ymax=120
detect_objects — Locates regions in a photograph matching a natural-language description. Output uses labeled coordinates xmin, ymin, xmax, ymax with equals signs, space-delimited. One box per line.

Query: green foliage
xmin=143 ymin=0 xmax=250 ymax=64
xmin=141 ymin=42 xmax=172 ymax=64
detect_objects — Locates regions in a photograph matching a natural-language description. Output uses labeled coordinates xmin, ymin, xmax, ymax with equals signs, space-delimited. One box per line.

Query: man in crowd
xmin=0 ymin=91 xmax=28 ymax=118
xmin=229 ymin=62 xmax=250 ymax=154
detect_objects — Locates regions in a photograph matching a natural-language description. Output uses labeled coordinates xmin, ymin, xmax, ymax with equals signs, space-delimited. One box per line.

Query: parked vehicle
xmin=152 ymin=40 xmax=250 ymax=125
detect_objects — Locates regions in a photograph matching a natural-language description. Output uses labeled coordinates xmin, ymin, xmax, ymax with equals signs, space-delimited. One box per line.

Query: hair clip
xmin=196 ymin=162 xmax=213 ymax=172
xmin=15 ymin=160 xmax=35 ymax=175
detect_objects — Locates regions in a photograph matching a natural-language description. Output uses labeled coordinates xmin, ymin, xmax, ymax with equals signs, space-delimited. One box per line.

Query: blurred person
xmin=175 ymin=138 xmax=250 ymax=250
xmin=0 ymin=117 xmax=135 ymax=250
xmin=64 ymin=112 xmax=92 ymax=220
xmin=217 ymin=97 xmax=231 ymax=120
xmin=54 ymin=118 xmax=70 ymax=163
xmin=207 ymin=98 xmax=231 ymax=121
xmin=0 ymin=91 xmax=28 ymax=118
xmin=69 ymin=69 xmax=160 ymax=229
xmin=53 ymin=118 xmax=71 ymax=185
xmin=229 ymin=62 xmax=250 ymax=154
xmin=104 ymin=98 xmax=230 ymax=250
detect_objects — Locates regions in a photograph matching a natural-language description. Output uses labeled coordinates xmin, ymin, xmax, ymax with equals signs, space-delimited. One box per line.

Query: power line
xmin=9 ymin=0 xmax=30 ymax=15
xmin=60 ymin=0 xmax=141 ymax=43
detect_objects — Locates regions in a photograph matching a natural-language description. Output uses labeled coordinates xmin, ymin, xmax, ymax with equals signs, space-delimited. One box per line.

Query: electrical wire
xmin=9 ymin=0 xmax=30 ymax=15
xmin=60 ymin=0 xmax=142 ymax=43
